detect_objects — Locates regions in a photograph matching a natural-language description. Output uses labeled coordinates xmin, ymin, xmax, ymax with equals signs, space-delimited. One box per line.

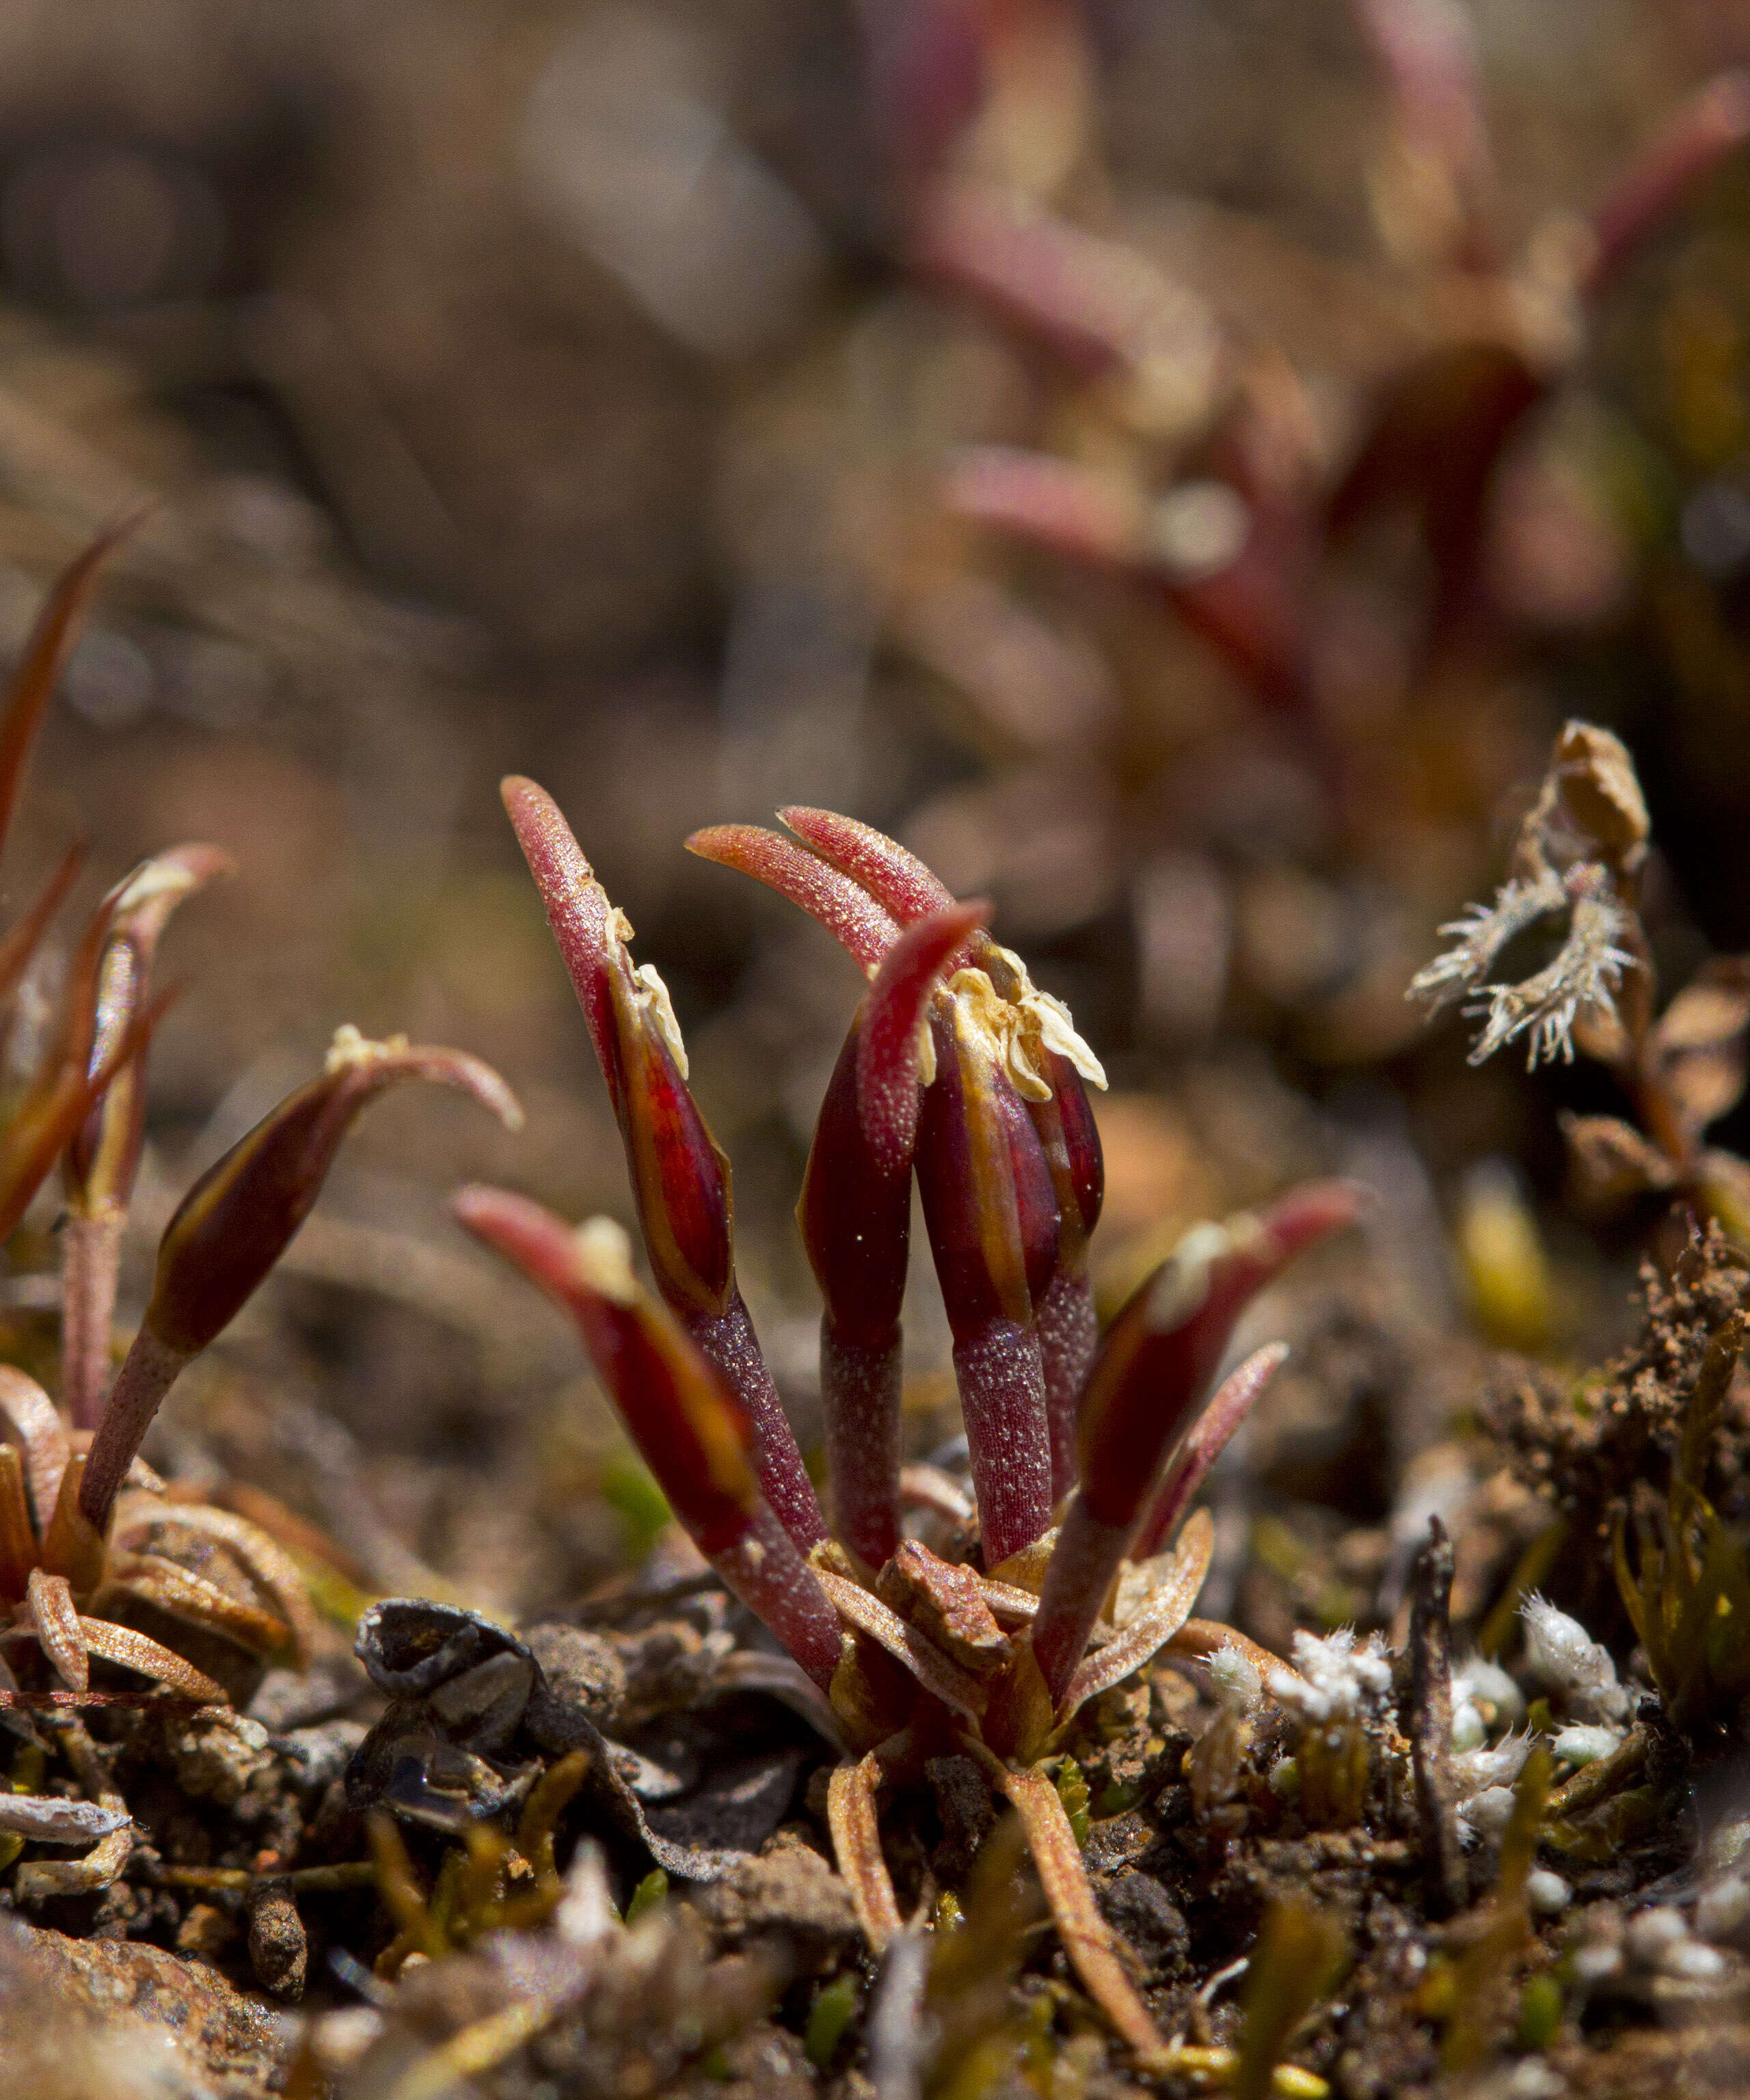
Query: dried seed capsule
xmin=61 ymin=844 xmax=234 ymax=1429
xmin=0 ymin=878 xmax=167 ymax=1246
xmin=455 ymin=1188 xmax=842 ymax=1689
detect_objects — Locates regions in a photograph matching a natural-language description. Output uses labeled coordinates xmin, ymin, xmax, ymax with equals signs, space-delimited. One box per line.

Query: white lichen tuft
xmin=1452 ymin=1654 xmax=1526 ymax=1732
xmin=1552 ymin=1722 xmax=1624 ymax=1766
xmin=1209 ymin=1641 xmax=1263 ymax=1715
xmin=1520 ymin=1594 xmax=1630 ymax=1723
xmin=1452 ymin=1728 xmax=1536 ymax=1799
xmin=1456 ymin=1785 xmax=1518 ymax=1847
xmin=1267 ymin=1627 xmax=1392 ymax=1723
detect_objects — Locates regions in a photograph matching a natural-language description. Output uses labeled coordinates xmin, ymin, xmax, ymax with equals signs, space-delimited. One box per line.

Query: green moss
xmin=625 ymin=1868 xmax=669 ymax=1924
xmin=1519 ymin=1974 xmax=1563 ymax=2050
xmin=805 ymin=1974 xmax=859 ymax=2069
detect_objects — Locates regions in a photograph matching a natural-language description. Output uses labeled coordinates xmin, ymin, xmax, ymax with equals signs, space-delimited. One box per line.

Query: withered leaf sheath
xmin=61 ymin=844 xmax=235 ymax=1430
xmin=454 ymin=1187 xmax=843 ymax=1690
xmin=79 ymin=1032 xmax=523 ymax=1539
xmin=0 ymin=878 xmax=167 ymax=1246
xmin=1032 ymin=1179 xmax=1367 ymax=1699
xmin=800 ymin=904 xmax=987 ymax=1570
xmin=503 ymin=777 xmax=825 ymax=1550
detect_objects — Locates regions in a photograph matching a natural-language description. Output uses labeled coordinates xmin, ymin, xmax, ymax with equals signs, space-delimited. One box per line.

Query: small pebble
xmin=1697 ymin=1875 xmax=1750 ymax=1941
xmin=277 ymin=1719 xmax=369 ymax=1794
xmin=247 ymin=1878 xmax=308 ymax=2002
xmin=1570 ymin=1942 xmax=1621 ymax=1985
xmin=1624 ymin=1907 xmax=1686 ymax=1965
xmin=1658 ymin=1939 xmax=1725 ymax=1981
xmin=1508 ymin=2062 xmax=1565 ymax=2098
xmin=314 ymin=2008 xmax=386 ymax=2073
xmin=1526 ymin=1869 xmax=1570 ymax=1915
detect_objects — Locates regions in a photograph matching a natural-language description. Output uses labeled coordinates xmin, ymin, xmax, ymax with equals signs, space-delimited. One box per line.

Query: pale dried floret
xmin=606 ymin=904 xmax=691 ymax=1077
xmin=1267 ymin=1626 xmax=1392 ymax=1722
xmin=1408 ymin=870 xmax=1567 ymax=1014
xmin=943 ymin=948 xmax=1107 ymax=1103
xmin=1412 ymin=864 xmax=1636 ymax=1071
xmin=325 ymin=1022 xmax=413 ymax=1073
xmin=630 ymin=962 xmax=689 ymax=1078
xmin=1521 ymin=1593 xmax=1630 ymax=1723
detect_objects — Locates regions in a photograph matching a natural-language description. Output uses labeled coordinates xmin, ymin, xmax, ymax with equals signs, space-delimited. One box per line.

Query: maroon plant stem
xmin=1030 ymin=1498 xmax=1129 ymax=1704
xmin=712 ymin=1500 xmax=844 ymax=1691
xmin=60 ymin=1214 xmax=122 ymax=1433
xmin=1025 ymin=1051 xmax=1103 ymax=1501
xmin=821 ymin=1330 xmax=904 ymax=1572
xmin=686 ymin=1292 xmax=826 ymax=1552
xmin=78 ymin=1325 xmax=187 ymax=1536
xmin=954 ymin=1319 xmax=1053 ymax=1568
xmin=1133 ymin=1342 xmax=1289 ymax=1560
xmin=1035 ymin=1266 xmax=1096 ymax=1501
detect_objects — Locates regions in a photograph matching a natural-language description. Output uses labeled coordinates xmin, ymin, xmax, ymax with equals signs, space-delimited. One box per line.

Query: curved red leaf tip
xmin=500 ymin=775 xmax=619 ymax=1062
xmin=110 ymin=843 xmax=237 ymax=944
xmin=143 ymin=1029 xmax=523 ymax=1359
xmin=1585 ymin=72 xmax=1750 ymax=299
xmin=1138 ymin=1341 xmax=1290 ymax=1558
xmin=777 ymin=807 xmax=958 ymax=928
xmin=0 ymin=514 xmax=146 ymax=866
xmin=453 ymin=1188 xmax=762 ymax=1553
xmin=1138 ymin=1176 xmax=1368 ymax=1352
xmin=322 ymin=1026 xmax=525 ymax=1130
xmin=686 ymin=823 xmax=903 ymax=975
xmin=857 ymin=901 xmax=989 ymax=1175
xmin=1076 ymin=1179 xmax=1367 ymax=1533
xmin=939 ymin=448 xmax=1146 ymax=572
xmin=71 ymin=844 xmax=238 ymax=1213
xmin=0 ymin=839 xmax=85 ymax=1008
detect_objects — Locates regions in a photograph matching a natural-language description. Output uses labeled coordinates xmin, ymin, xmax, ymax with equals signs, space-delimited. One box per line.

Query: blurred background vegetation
xmin=5 ymin=0 xmax=1750 ymax=1619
